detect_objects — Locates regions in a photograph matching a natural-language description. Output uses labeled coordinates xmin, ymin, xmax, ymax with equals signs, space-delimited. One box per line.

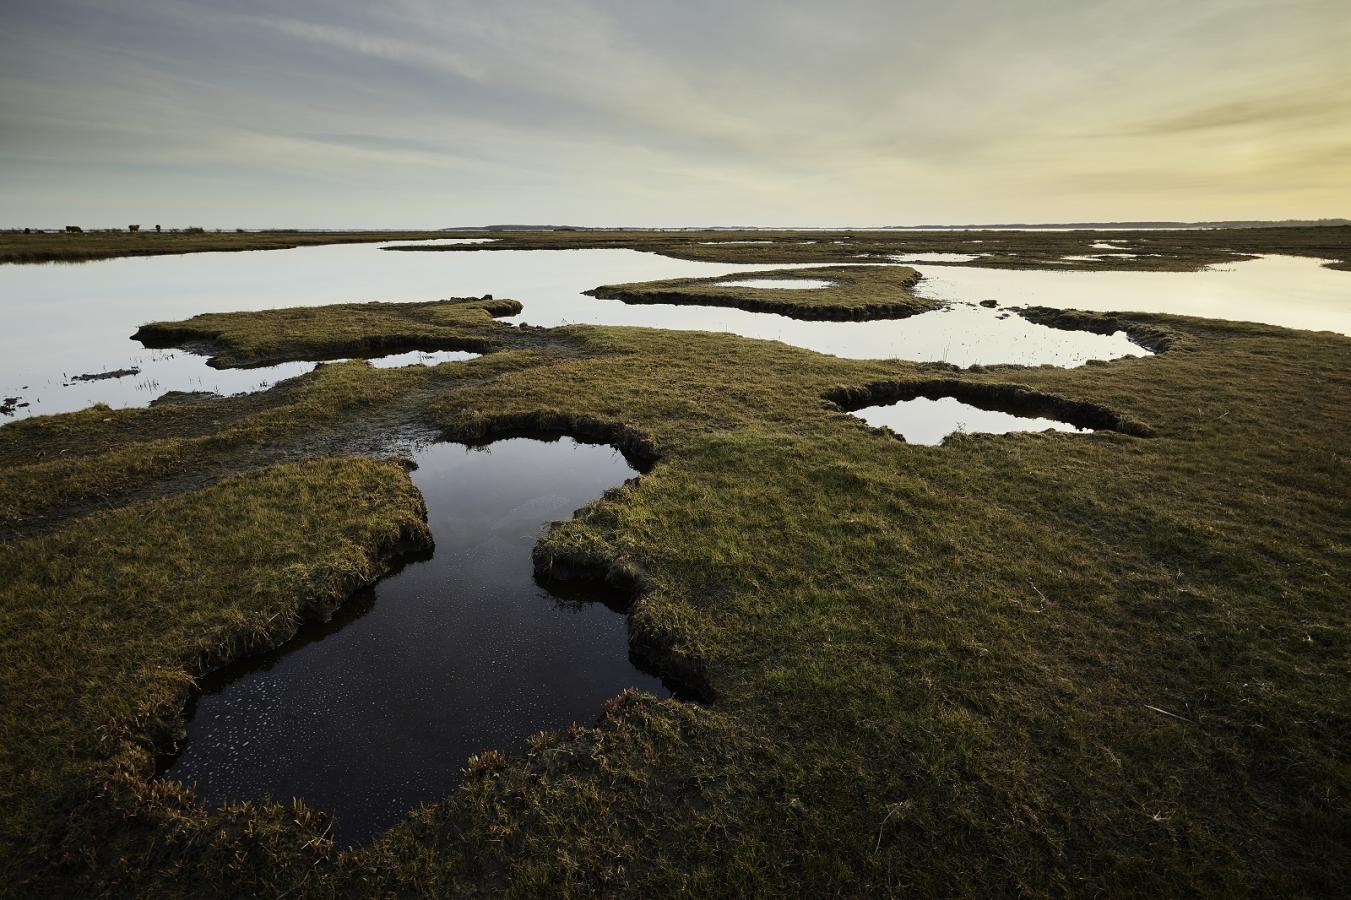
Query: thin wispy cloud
xmin=1 ymin=0 xmax=1347 ymax=225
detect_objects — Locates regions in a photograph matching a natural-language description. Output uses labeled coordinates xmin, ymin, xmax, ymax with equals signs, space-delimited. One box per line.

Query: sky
xmin=2 ymin=0 xmax=1349 ymax=228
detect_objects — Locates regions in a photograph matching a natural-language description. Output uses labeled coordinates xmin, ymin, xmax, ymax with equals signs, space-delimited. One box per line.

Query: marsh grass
xmin=1 ymin=457 xmax=429 ymax=892
xmin=7 ymin=226 xmax=1349 ymax=271
xmin=385 ymin=225 xmax=1351 ymax=272
xmin=0 ymin=230 xmax=451 ymax=264
xmin=0 ymin=262 xmax=1347 ymax=894
xmin=133 ymin=296 xmax=527 ymax=368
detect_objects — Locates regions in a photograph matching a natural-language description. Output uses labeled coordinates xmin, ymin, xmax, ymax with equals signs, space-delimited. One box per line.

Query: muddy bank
xmin=68 ymin=368 xmax=140 ymax=383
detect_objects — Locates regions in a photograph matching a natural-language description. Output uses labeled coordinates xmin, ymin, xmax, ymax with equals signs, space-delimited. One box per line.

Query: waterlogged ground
xmin=11 ymin=348 xmax=480 ymax=416
xmin=163 ymin=437 xmax=665 ymax=846
xmin=3 ymin=232 xmax=1349 ymax=895
xmin=0 ymin=241 xmax=818 ymax=418
xmin=1 ymin=241 xmax=1346 ymax=421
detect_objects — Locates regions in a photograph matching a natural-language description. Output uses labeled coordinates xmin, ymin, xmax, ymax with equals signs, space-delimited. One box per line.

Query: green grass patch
xmin=134 ymin=297 xmax=527 ymax=368
xmin=386 ymin=225 xmax=1351 ymax=272
xmin=1 ymin=457 xmax=429 ymax=893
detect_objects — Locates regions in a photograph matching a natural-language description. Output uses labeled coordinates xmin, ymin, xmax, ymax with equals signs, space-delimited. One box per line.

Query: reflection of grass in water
xmin=0 ymin=294 xmax=1347 ymax=895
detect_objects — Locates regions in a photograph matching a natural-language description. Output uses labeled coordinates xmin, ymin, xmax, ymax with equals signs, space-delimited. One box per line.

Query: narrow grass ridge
xmin=587 ymin=264 xmax=935 ymax=320
xmin=0 ymin=230 xmax=452 ymax=264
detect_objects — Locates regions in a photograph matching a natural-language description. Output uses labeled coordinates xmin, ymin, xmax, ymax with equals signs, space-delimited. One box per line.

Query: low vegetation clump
xmin=0 ymin=248 xmax=1347 ymax=895
xmin=587 ymin=264 xmax=935 ymax=320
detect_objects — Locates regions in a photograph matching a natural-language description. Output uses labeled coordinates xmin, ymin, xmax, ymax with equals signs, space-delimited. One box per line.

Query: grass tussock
xmin=1 ymin=267 xmax=1348 ymax=895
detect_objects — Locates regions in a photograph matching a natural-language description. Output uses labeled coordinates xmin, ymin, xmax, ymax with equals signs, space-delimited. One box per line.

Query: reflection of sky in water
xmin=165 ymin=437 xmax=662 ymax=847
xmin=1 ymin=241 xmax=1344 ymax=421
xmin=911 ymin=254 xmax=1350 ymax=334
xmin=853 ymin=396 xmax=1090 ymax=445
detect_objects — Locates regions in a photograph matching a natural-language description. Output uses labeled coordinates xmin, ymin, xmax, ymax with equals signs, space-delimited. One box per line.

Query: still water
xmin=163 ymin=437 xmax=664 ymax=846
xmin=853 ymin=396 xmax=1091 ymax=445
xmin=907 ymin=253 xmax=1350 ymax=334
xmin=2 ymin=243 xmax=1345 ymax=420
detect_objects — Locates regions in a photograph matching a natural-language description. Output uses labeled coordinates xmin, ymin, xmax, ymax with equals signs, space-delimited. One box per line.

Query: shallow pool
xmin=853 ymin=396 xmax=1092 ymax=445
xmin=161 ymin=436 xmax=664 ymax=846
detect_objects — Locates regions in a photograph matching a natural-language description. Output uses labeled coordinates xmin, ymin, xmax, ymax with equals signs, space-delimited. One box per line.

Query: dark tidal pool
xmin=162 ymin=436 xmax=667 ymax=846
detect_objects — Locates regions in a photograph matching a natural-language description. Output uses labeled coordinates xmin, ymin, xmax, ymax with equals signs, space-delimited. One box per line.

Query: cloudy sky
xmin=2 ymin=0 xmax=1348 ymax=227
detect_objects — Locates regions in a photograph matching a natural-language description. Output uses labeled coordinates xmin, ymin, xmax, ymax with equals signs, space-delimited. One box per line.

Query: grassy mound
xmin=133 ymin=297 xmax=526 ymax=368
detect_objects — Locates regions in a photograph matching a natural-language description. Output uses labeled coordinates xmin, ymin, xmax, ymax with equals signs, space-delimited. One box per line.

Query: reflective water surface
xmin=887 ymin=252 xmax=984 ymax=263
xmin=163 ymin=437 xmax=664 ymax=846
xmin=910 ymin=254 xmax=1350 ymax=334
xmin=853 ymin=396 xmax=1092 ymax=445
xmin=3 ymin=244 xmax=1345 ymax=421
xmin=14 ymin=348 xmax=480 ymax=416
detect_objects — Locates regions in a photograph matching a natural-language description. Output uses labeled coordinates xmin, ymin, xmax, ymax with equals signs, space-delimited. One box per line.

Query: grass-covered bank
xmin=587 ymin=264 xmax=933 ymax=320
xmin=1 ymin=291 xmax=1348 ymax=894
xmin=1 ymin=458 xmax=430 ymax=891
xmin=6 ymin=225 xmax=1350 ymax=271
xmin=385 ymin=224 xmax=1351 ymax=272
xmin=133 ymin=296 xmax=528 ymax=368
xmin=0 ymin=230 xmax=451 ymax=265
